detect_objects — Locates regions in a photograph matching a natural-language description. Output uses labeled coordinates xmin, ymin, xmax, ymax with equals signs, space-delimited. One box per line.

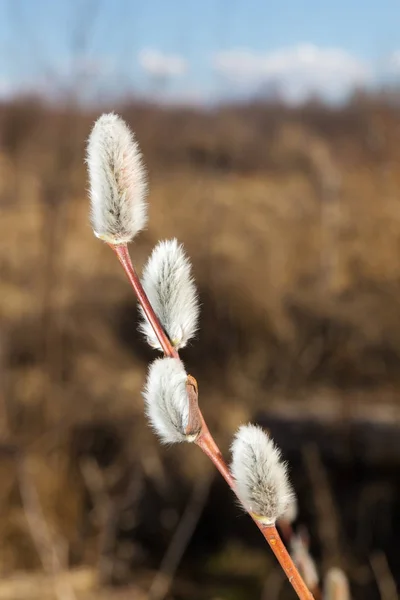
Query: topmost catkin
xmin=86 ymin=113 xmax=148 ymax=244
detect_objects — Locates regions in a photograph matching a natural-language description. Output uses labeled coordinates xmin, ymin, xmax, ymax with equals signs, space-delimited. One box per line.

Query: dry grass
xmin=0 ymin=96 xmax=400 ymax=598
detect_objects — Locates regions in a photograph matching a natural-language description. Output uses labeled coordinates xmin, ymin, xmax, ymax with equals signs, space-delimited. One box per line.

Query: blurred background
xmin=1 ymin=1 xmax=400 ymax=598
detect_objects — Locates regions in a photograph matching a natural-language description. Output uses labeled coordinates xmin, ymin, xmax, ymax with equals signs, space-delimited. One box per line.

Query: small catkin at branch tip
xmin=291 ymin=533 xmax=320 ymax=590
xmin=143 ymin=357 xmax=200 ymax=444
xmin=230 ymin=424 xmax=295 ymax=525
xmin=324 ymin=567 xmax=350 ymax=600
xmin=139 ymin=239 xmax=200 ymax=351
xmin=86 ymin=112 xmax=148 ymax=244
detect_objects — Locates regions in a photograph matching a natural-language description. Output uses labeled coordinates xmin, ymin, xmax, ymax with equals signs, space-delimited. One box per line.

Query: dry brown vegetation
xmin=0 ymin=95 xmax=400 ymax=599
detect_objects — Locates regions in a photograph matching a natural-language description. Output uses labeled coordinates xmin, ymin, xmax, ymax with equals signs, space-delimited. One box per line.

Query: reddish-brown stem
xmin=108 ymin=242 xmax=314 ymax=600
xmin=196 ymin=414 xmax=235 ymax=489
xmin=110 ymin=243 xmax=179 ymax=359
xmin=260 ymin=525 xmax=315 ymax=600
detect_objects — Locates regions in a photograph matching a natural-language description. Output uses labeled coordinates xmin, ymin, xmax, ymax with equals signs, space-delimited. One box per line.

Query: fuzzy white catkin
xmin=86 ymin=113 xmax=148 ymax=244
xmin=143 ymin=357 xmax=197 ymax=444
xmin=282 ymin=494 xmax=298 ymax=523
xmin=139 ymin=239 xmax=199 ymax=350
xmin=230 ymin=424 xmax=294 ymax=525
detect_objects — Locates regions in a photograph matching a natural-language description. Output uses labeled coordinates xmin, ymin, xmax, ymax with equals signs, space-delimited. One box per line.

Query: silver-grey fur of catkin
xmin=86 ymin=113 xmax=148 ymax=244
xmin=143 ymin=357 xmax=198 ymax=444
xmin=139 ymin=239 xmax=199 ymax=350
xmin=230 ymin=424 xmax=295 ymax=525
xmin=282 ymin=494 xmax=298 ymax=523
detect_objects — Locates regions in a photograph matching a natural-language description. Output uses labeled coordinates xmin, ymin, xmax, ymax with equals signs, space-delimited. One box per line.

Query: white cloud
xmin=212 ymin=44 xmax=372 ymax=102
xmin=138 ymin=49 xmax=187 ymax=78
xmin=386 ymin=50 xmax=400 ymax=73
xmin=0 ymin=79 xmax=12 ymax=98
xmin=0 ymin=78 xmax=31 ymax=99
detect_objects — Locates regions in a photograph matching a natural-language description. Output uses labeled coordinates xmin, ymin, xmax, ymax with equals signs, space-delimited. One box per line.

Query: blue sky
xmin=1 ymin=0 xmax=400 ymax=104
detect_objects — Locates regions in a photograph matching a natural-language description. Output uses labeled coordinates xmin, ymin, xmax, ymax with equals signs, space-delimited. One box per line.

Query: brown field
xmin=0 ymin=95 xmax=400 ymax=599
